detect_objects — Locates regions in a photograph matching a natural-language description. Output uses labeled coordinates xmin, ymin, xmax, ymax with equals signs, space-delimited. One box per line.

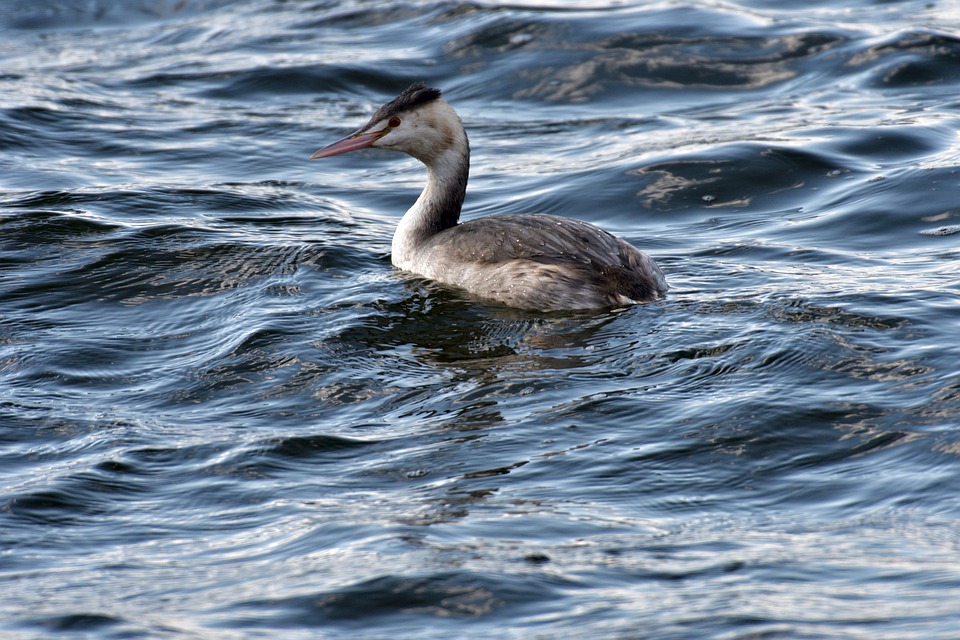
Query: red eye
xmin=389 ymin=116 xmax=401 ymax=128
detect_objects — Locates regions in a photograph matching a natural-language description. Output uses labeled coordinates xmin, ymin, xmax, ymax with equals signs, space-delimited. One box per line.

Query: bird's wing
xmin=430 ymin=213 xmax=629 ymax=267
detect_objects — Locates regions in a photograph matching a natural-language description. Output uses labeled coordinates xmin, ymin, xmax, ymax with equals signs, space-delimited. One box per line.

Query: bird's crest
xmin=366 ymin=82 xmax=443 ymax=129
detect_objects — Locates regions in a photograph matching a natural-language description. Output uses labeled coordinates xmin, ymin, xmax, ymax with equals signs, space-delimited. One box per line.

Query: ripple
xmin=20 ymin=613 xmax=127 ymax=634
xmin=856 ymin=29 xmax=960 ymax=89
xmin=227 ymin=570 xmax=563 ymax=628
xmin=3 ymin=1 xmax=960 ymax=638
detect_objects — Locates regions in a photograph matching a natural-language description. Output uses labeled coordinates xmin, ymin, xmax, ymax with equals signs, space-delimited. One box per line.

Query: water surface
xmin=2 ymin=1 xmax=960 ymax=638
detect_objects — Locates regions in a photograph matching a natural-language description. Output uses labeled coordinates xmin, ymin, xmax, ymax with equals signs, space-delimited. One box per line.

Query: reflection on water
xmin=513 ymin=31 xmax=837 ymax=103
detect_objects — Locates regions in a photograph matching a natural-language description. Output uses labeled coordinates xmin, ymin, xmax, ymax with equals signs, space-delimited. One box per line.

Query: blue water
xmin=2 ymin=1 xmax=960 ymax=637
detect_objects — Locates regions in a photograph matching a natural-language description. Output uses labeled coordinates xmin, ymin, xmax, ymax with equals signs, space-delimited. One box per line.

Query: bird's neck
xmin=392 ymin=140 xmax=469 ymax=269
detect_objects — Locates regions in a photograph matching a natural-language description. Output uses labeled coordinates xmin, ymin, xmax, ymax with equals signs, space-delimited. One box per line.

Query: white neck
xmin=391 ymin=138 xmax=469 ymax=270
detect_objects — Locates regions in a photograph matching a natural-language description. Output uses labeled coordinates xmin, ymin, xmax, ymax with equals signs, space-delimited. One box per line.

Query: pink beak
xmin=310 ymin=129 xmax=386 ymax=159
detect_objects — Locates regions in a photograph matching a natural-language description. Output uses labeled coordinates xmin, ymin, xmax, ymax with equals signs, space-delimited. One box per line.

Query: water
xmin=2 ymin=0 xmax=960 ymax=637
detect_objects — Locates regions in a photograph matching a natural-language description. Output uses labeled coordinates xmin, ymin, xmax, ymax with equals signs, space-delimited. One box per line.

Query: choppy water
xmin=2 ymin=0 xmax=960 ymax=637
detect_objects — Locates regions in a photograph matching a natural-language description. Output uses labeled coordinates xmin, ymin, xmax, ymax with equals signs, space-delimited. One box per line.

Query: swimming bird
xmin=311 ymin=82 xmax=667 ymax=311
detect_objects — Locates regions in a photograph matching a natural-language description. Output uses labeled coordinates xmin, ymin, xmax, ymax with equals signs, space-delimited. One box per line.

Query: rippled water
xmin=2 ymin=0 xmax=960 ymax=637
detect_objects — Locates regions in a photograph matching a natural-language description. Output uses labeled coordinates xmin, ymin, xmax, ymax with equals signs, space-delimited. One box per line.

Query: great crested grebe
xmin=311 ymin=82 xmax=667 ymax=311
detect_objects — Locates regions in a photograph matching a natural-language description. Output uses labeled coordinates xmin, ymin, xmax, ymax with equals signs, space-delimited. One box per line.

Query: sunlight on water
xmin=2 ymin=1 xmax=960 ymax=638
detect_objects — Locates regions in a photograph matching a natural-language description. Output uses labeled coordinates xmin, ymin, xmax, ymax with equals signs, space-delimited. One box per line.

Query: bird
xmin=310 ymin=82 xmax=667 ymax=312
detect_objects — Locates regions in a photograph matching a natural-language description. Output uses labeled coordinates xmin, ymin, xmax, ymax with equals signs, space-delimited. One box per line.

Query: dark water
xmin=2 ymin=0 xmax=960 ymax=637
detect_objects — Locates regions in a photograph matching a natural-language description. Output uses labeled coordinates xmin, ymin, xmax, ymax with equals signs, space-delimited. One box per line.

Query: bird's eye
xmin=389 ymin=116 xmax=401 ymax=128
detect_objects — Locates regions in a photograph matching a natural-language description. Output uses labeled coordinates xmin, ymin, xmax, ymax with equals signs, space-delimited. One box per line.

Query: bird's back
xmin=403 ymin=213 xmax=667 ymax=311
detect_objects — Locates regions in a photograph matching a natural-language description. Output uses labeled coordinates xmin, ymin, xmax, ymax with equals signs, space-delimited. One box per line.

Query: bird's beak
xmin=310 ymin=128 xmax=387 ymax=159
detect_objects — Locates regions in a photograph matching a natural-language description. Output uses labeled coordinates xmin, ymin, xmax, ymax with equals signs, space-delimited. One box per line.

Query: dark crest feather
xmin=365 ymin=82 xmax=443 ymax=128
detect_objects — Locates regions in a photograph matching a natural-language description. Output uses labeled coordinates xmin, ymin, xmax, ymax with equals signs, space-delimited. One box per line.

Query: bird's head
xmin=310 ymin=83 xmax=464 ymax=164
